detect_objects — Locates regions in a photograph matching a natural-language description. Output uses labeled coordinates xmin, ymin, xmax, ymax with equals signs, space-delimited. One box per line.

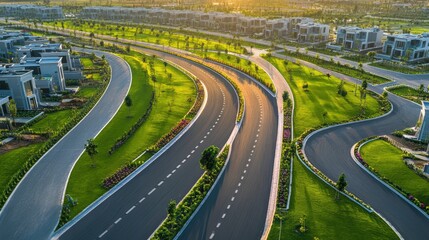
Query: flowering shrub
xmin=102 ymin=163 xmax=140 ymax=189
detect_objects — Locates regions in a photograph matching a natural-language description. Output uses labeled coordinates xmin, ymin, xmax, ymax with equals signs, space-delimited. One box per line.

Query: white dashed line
xmin=248 ymin=159 xmax=251 ymax=162
xmin=238 ymin=182 xmax=241 ymax=187
xmin=207 ymin=131 xmax=210 ymax=135
xmin=114 ymin=218 xmax=122 ymax=224
xmin=241 ymin=176 xmax=244 ymax=180
xmin=231 ymin=196 xmax=235 ymax=201
xmin=235 ymin=189 xmax=238 ymax=194
xmin=177 ymin=164 xmax=181 ymax=169
xmin=227 ymin=204 xmax=231 ymax=209
xmin=158 ymin=181 xmax=164 ymax=186
xmin=222 ymin=213 xmax=226 ymax=219
xmin=139 ymin=197 xmax=145 ymax=203
xmin=98 ymin=230 xmax=108 ymax=238
xmin=191 ymin=150 xmax=195 ymax=154
xmin=246 ymin=164 xmax=249 ymax=167
xmin=187 ymin=155 xmax=191 ymax=158
xmin=204 ymin=135 xmax=207 ymax=138
xmin=126 ymin=206 xmax=136 ymax=214
xmin=172 ymin=169 xmax=176 ymax=173
xmin=243 ymin=170 xmax=247 ymax=174
xmin=148 ymin=188 xmax=156 ymax=195
xmin=212 ymin=125 xmax=215 ymax=128
xmin=182 ymin=159 xmax=186 ymax=163
xmin=209 ymin=233 xmax=215 ymax=239
xmin=200 ymin=140 xmax=204 ymax=143
xmin=195 ymin=145 xmax=199 ymax=149
xmin=253 ymin=145 xmax=256 ymax=148
xmin=216 ymin=222 xmax=221 ymax=228
xmin=255 ymin=140 xmax=258 ymax=143
xmin=167 ymin=174 xmax=172 ymax=179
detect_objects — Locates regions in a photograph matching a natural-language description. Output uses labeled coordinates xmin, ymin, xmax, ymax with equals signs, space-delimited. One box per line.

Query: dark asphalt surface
xmin=55 ymin=48 xmax=239 ymax=240
xmin=304 ymin=93 xmax=429 ymax=239
xmin=0 ymin=50 xmax=131 ymax=240
xmin=177 ymin=63 xmax=278 ymax=240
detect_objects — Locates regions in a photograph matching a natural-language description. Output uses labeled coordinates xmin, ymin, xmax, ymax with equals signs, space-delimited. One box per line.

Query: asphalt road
xmin=0 ymin=50 xmax=131 ymax=240
xmin=177 ymin=61 xmax=278 ymax=240
xmin=54 ymin=48 xmax=239 ymax=240
xmin=304 ymin=91 xmax=429 ymax=239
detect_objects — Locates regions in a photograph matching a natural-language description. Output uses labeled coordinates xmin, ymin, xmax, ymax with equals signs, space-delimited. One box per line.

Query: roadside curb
xmin=52 ymin=56 xmax=210 ymax=239
xmin=351 ymin=139 xmax=429 ymax=220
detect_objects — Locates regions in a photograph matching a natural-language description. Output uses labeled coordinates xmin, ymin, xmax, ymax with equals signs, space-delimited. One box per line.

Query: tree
xmin=367 ymin=51 xmax=376 ymax=62
xmin=200 ymin=145 xmax=219 ymax=172
xmin=125 ymin=95 xmax=132 ymax=116
xmin=163 ymin=61 xmax=168 ymax=72
xmin=322 ymin=111 xmax=328 ymax=122
xmin=85 ymin=139 xmax=98 ymax=167
xmin=8 ymin=99 xmax=17 ymax=127
xmin=336 ymin=173 xmax=348 ymax=199
xmin=361 ymin=79 xmax=368 ymax=90
xmin=418 ymin=84 xmax=425 ymax=100
xmin=358 ymin=62 xmax=363 ymax=72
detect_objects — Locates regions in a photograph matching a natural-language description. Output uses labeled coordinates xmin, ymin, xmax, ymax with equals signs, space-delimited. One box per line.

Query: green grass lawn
xmin=75 ymin=86 xmax=100 ymax=99
xmin=0 ymin=143 xmax=44 ymax=194
xmin=388 ymin=85 xmax=429 ymax=104
xmin=268 ymin=157 xmax=398 ymax=240
xmin=265 ymin=56 xmax=382 ymax=137
xmin=80 ymin=57 xmax=94 ymax=68
xmin=203 ymin=51 xmax=274 ymax=92
xmin=360 ymin=139 xmax=429 ymax=203
xmin=30 ymin=109 xmax=75 ymax=133
xmin=44 ymin=20 xmax=248 ymax=54
xmin=65 ymin=52 xmax=196 ymax=218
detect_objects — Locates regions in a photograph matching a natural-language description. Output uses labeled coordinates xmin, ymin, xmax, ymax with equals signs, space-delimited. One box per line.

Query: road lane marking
xmin=204 ymin=135 xmax=207 ymax=138
xmin=216 ymin=223 xmax=221 ymax=228
xmin=126 ymin=206 xmax=136 ymax=214
xmin=246 ymin=164 xmax=249 ymax=167
xmin=148 ymin=188 xmax=156 ymax=195
xmin=253 ymin=145 xmax=256 ymax=148
xmin=195 ymin=145 xmax=199 ymax=149
xmin=227 ymin=204 xmax=231 ymax=209
xmin=158 ymin=181 xmax=164 ymax=186
xmin=209 ymin=233 xmax=215 ymax=239
xmin=177 ymin=164 xmax=181 ymax=169
xmin=191 ymin=150 xmax=195 ymax=154
xmin=139 ymin=197 xmax=145 ymax=203
xmin=167 ymin=174 xmax=172 ymax=179
xmin=235 ymin=189 xmax=238 ymax=194
xmin=248 ymin=159 xmax=251 ymax=162
xmin=114 ymin=218 xmax=122 ymax=224
xmin=98 ymin=230 xmax=108 ymax=238
xmin=172 ymin=169 xmax=176 ymax=173
xmin=222 ymin=213 xmax=226 ymax=218
xmin=187 ymin=155 xmax=191 ymax=158
xmin=182 ymin=159 xmax=186 ymax=163
xmin=200 ymin=140 xmax=204 ymax=143
xmin=255 ymin=139 xmax=258 ymax=143
xmin=243 ymin=170 xmax=247 ymax=174
xmin=241 ymin=176 xmax=244 ymax=180
xmin=238 ymin=182 xmax=241 ymax=187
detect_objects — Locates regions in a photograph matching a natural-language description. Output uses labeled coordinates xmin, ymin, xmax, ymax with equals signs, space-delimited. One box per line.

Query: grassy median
xmin=360 ymin=139 xmax=429 ymax=203
xmin=65 ymin=52 xmax=196 ymax=218
xmin=268 ymin=157 xmax=398 ymax=240
xmin=265 ymin=56 xmax=382 ymax=137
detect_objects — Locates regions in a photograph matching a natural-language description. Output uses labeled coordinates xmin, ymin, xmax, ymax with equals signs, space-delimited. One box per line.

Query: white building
xmin=293 ymin=22 xmax=330 ymax=43
xmin=0 ymin=69 xmax=39 ymax=111
xmin=416 ymin=101 xmax=429 ymax=142
xmin=381 ymin=33 xmax=429 ymax=62
xmin=334 ymin=27 xmax=383 ymax=51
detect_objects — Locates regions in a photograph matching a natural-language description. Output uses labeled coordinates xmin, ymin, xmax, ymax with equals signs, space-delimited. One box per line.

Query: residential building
xmin=0 ymin=5 xmax=63 ymax=19
xmin=264 ymin=18 xmax=290 ymax=39
xmin=416 ymin=101 xmax=429 ymax=142
xmin=381 ymin=33 xmax=429 ymax=62
xmin=11 ymin=57 xmax=66 ymax=92
xmin=293 ymin=22 xmax=329 ymax=43
xmin=334 ymin=27 xmax=383 ymax=51
xmin=0 ymin=69 xmax=39 ymax=111
xmin=237 ymin=16 xmax=266 ymax=36
xmin=0 ymin=96 xmax=9 ymax=116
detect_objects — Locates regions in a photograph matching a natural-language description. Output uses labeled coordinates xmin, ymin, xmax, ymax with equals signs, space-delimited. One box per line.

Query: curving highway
xmin=53 ymin=47 xmax=239 ymax=240
xmin=0 ymin=50 xmax=132 ymax=240
xmin=177 ymin=61 xmax=278 ymax=240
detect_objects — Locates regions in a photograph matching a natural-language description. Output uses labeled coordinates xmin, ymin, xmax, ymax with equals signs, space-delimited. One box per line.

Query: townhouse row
xmin=79 ymin=6 xmax=330 ymax=43
xmin=0 ymin=4 xmax=63 ymax=20
xmin=0 ymin=31 xmax=83 ymax=115
xmin=330 ymin=26 xmax=429 ymax=62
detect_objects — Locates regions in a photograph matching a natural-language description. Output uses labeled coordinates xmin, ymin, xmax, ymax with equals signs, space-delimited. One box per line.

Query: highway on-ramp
xmin=303 ymin=89 xmax=429 ymax=239
xmin=177 ymin=61 xmax=278 ymax=240
xmin=54 ymin=47 xmax=239 ymax=240
xmin=0 ymin=50 xmax=131 ymax=240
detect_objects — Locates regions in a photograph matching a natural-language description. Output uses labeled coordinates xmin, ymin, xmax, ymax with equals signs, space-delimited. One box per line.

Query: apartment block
xmin=335 ymin=27 xmax=383 ymax=51
xmin=0 ymin=4 xmax=63 ymax=19
xmin=265 ymin=18 xmax=290 ymax=39
xmin=0 ymin=69 xmax=39 ymax=111
xmin=381 ymin=33 xmax=429 ymax=62
xmin=293 ymin=22 xmax=329 ymax=43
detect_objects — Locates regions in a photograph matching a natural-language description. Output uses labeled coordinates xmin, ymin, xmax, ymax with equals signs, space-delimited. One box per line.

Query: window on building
xmin=0 ymin=81 xmax=9 ymax=90
xmin=24 ymin=81 xmax=33 ymax=96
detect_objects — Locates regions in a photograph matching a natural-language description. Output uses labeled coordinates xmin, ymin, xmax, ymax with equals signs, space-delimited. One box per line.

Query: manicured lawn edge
xmin=294 ymin=90 xmax=393 ymax=212
xmin=353 ymin=136 xmax=429 ymax=215
xmin=370 ymin=61 xmax=429 ymax=75
xmin=386 ymin=84 xmax=427 ymax=105
xmin=151 ymin=145 xmax=230 ymax=240
xmin=281 ymin=50 xmax=390 ymax=85
xmin=0 ymin=53 xmax=110 ymax=211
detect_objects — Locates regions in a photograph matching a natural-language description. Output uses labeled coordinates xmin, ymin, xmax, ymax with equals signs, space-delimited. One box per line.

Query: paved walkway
xmin=0 ymin=50 xmax=131 ymax=240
